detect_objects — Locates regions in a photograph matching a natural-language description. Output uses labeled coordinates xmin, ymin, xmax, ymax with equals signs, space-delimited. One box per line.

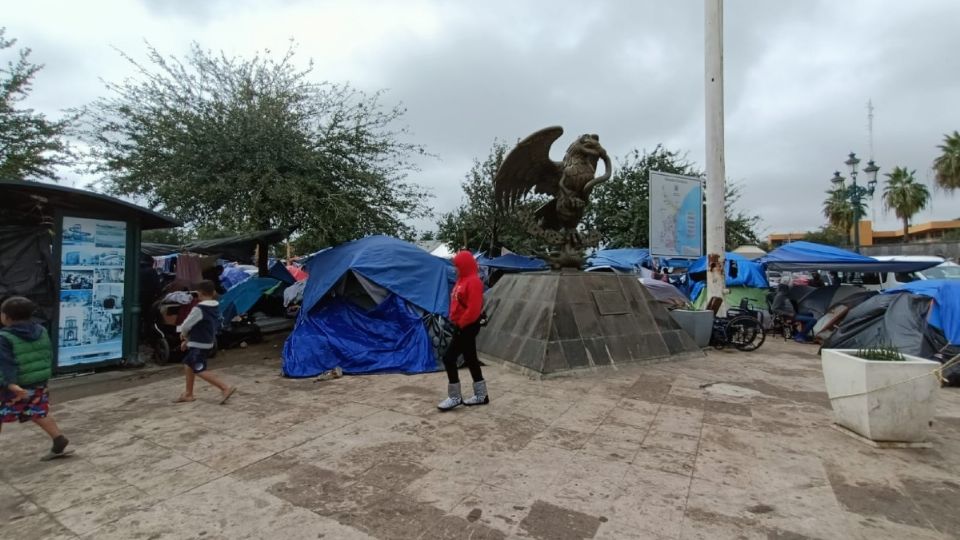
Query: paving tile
xmin=54 ymin=485 xmax=157 ymax=536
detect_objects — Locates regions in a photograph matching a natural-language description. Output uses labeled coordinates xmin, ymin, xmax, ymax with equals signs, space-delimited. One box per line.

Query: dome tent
xmin=282 ymin=236 xmax=456 ymax=377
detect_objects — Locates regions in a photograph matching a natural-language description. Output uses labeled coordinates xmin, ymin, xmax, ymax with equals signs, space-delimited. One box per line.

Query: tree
xmin=803 ymin=226 xmax=849 ymax=247
xmin=80 ymin=43 xmax=429 ymax=253
xmin=0 ymin=29 xmax=71 ymax=181
xmin=586 ymin=145 xmax=762 ymax=250
xmin=418 ymin=230 xmax=435 ymax=242
xmin=882 ymin=166 xmax=930 ymax=241
xmin=821 ymin=187 xmax=866 ymax=242
xmin=933 ymin=131 xmax=960 ymax=191
xmin=436 ymin=141 xmax=545 ymax=254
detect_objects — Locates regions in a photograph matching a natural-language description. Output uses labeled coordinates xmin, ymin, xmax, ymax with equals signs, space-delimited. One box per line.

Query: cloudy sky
xmin=7 ymin=0 xmax=960 ymax=238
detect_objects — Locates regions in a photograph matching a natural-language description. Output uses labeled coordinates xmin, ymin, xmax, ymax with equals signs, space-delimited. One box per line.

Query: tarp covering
xmin=640 ymin=278 xmax=689 ymax=307
xmin=686 ymin=252 xmax=768 ymax=300
xmin=220 ymin=265 xmax=252 ymax=290
xmin=286 ymin=265 xmax=308 ymax=282
xmin=141 ymin=242 xmax=179 ymax=257
xmin=185 ymin=229 xmax=289 ymax=262
xmin=301 ymin=236 xmax=455 ymax=315
xmin=691 ymin=286 xmax=769 ymax=312
xmin=885 ymin=280 xmax=960 ymax=344
xmin=0 ymin=225 xmax=56 ymax=322
xmin=282 ymin=294 xmax=437 ymax=376
xmin=477 ymin=253 xmax=548 ymax=272
xmin=219 ymin=277 xmax=281 ymax=321
xmin=759 ymin=241 xmax=941 ymax=273
xmin=268 ymin=260 xmax=296 ymax=285
xmin=586 ymin=249 xmax=650 ymax=272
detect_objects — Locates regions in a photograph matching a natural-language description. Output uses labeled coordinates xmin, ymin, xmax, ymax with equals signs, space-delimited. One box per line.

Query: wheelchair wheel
xmin=725 ymin=315 xmax=765 ymax=352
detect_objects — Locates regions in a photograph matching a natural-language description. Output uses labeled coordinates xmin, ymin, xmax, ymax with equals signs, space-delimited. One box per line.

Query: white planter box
xmin=821 ymin=349 xmax=939 ymax=443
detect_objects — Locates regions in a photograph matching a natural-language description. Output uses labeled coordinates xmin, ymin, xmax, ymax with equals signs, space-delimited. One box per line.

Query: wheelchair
xmin=706 ymin=297 xmax=766 ymax=352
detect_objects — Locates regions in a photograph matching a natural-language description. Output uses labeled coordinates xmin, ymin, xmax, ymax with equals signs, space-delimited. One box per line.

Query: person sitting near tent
xmin=437 ymin=251 xmax=489 ymax=411
xmin=810 ymin=272 xmax=826 ymax=288
xmin=771 ymin=285 xmax=816 ymax=343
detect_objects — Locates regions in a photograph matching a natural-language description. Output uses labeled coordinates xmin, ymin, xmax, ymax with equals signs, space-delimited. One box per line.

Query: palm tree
xmin=822 ymin=187 xmax=865 ymax=242
xmin=933 ymin=131 xmax=960 ymax=191
xmin=882 ymin=166 xmax=930 ymax=241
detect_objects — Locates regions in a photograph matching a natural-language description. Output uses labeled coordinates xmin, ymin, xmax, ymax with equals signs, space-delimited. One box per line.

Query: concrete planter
xmin=821 ymin=349 xmax=939 ymax=443
xmin=669 ymin=309 xmax=714 ymax=348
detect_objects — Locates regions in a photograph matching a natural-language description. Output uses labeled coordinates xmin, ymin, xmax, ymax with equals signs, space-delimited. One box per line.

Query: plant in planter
xmin=821 ymin=344 xmax=939 ymax=444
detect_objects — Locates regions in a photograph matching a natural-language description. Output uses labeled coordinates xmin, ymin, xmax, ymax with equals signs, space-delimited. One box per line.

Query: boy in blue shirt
xmin=175 ymin=281 xmax=236 ymax=404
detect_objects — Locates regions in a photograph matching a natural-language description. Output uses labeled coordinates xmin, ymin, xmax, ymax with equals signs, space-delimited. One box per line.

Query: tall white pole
xmin=705 ymin=0 xmax=727 ymax=307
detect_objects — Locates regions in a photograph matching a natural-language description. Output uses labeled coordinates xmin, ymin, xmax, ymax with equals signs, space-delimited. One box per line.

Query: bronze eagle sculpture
xmin=493 ymin=126 xmax=612 ymax=262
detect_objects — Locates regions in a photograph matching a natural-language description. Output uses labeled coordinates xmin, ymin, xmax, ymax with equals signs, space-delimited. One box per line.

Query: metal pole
xmin=705 ymin=0 xmax=727 ymax=305
xmin=851 ymin=176 xmax=861 ymax=253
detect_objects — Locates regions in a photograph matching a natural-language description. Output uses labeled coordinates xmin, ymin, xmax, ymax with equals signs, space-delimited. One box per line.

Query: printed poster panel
xmin=58 ymin=217 xmax=126 ymax=367
xmin=649 ymin=171 xmax=703 ymax=258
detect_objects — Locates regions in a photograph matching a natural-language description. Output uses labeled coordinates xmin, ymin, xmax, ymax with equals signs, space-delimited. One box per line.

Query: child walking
xmin=0 ymin=297 xmax=71 ymax=460
xmin=175 ymin=281 xmax=236 ymax=404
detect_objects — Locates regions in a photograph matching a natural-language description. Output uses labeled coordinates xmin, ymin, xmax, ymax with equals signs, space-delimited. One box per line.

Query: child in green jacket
xmin=0 ymin=296 xmax=71 ymax=460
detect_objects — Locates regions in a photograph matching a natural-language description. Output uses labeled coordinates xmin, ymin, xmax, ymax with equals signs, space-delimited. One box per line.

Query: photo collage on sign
xmin=58 ymin=217 xmax=127 ymax=366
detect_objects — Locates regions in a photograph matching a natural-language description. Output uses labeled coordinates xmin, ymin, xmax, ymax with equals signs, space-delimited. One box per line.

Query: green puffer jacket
xmin=0 ymin=325 xmax=53 ymax=387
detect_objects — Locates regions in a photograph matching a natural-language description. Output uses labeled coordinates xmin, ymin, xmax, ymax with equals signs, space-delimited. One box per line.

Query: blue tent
xmin=220 ymin=264 xmax=252 ymax=290
xmin=885 ymin=280 xmax=960 ymax=344
xmin=478 ymin=253 xmax=548 ymax=272
xmin=283 ymin=236 xmax=456 ymax=377
xmin=759 ymin=241 xmax=940 ymax=273
xmin=684 ymin=252 xmax=768 ymax=300
xmin=219 ymin=277 xmax=281 ymax=321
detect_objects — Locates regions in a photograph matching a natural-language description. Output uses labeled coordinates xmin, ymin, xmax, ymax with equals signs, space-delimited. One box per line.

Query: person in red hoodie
xmin=437 ymin=251 xmax=489 ymax=411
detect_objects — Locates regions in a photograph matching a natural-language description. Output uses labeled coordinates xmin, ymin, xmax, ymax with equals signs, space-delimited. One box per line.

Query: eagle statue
xmin=493 ymin=126 xmax=612 ymax=265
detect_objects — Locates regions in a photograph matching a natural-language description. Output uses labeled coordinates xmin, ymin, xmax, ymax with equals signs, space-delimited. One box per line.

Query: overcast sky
xmin=7 ymin=0 xmax=960 ymax=238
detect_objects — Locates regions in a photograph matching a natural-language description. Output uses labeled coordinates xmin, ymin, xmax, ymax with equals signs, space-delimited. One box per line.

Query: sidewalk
xmin=1 ymin=339 xmax=958 ymax=539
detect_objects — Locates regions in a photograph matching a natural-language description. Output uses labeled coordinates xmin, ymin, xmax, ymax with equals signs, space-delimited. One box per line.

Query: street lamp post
xmin=830 ymin=152 xmax=879 ymax=253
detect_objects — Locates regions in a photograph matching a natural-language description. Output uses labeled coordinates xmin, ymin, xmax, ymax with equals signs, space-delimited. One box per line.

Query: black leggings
xmin=443 ymin=322 xmax=484 ymax=384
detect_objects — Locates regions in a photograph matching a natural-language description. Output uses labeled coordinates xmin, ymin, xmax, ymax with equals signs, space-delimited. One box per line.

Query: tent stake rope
xmin=828 ymin=353 xmax=960 ymax=401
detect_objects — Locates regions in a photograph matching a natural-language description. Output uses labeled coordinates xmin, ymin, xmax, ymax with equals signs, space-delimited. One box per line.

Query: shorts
xmin=0 ymin=385 xmax=50 ymax=423
xmin=182 ymin=347 xmax=212 ymax=374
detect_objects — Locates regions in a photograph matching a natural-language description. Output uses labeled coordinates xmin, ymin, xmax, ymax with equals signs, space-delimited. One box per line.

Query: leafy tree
xmin=821 ymin=187 xmax=866 ymax=242
xmin=803 ymin=226 xmax=849 ymax=247
xmin=933 ymin=131 xmax=960 ymax=191
xmin=882 ymin=166 xmax=930 ymax=241
xmin=586 ymin=145 xmax=762 ymax=251
xmin=436 ymin=141 xmax=545 ymax=254
xmin=79 ymin=43 xmax=429 ymax=254
xmin=0 ymin=29 xmax=71 ymax=181
xmin=419 ymin=230 xmax=436 ymax=242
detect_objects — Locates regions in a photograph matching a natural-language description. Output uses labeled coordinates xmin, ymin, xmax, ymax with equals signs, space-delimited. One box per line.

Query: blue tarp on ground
xmin=283 ymin=236 xmax=456 ymax=377
xmin=586 ymin=249 xmax=650 ymax=272
xmin=282 ymin=294 xmax=437 ymax=376
xmin=758 ymin=241 xmax=940 ymax=273
xmin=268 ymin=260 xmax=296 ymax=285
xmin=477 ymin=253 xmax=548 ymax=272
xmin=219 ymin=277 xmax=280 ymax=321
xmin=885 ymin=280 xmax=960 ymax=344
xmin=685 ymin=252 xmax=768 ymax=300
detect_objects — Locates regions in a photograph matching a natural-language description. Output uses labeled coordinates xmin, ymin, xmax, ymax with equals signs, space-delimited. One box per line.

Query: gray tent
xmin=823 ymin=293 xmax=946 ymax=358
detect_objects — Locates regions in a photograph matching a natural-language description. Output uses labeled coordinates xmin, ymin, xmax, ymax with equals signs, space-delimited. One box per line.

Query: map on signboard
xmin=649 ymin=171 xmax=703 ymax=258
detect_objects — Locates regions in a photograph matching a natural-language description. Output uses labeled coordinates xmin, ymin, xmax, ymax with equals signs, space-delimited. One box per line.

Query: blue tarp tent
xmin=219 ymin=277 xmax=281 ymax=321
xmin=758 ymin=241 xmax=940 ymax=273
xmin=477 ymin=253 xmax=548 ymax=272
xmin=885 ymin=280 xmax=960 ymax=344
xmin=220 ymin=264 xmax=252 ymax=290
xmin=685 ymin=252 xmax=768 ymax=301
xmin=282 ymin=236 xmax=456 ymax=377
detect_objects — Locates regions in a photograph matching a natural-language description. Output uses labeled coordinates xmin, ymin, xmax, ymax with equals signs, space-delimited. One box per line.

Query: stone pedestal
xmin=477 ymin=271 xmax=702 ymax=376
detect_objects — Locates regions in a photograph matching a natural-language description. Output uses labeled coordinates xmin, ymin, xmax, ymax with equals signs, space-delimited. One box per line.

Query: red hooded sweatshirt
xmin=449 ymin=251 xmax=484 ymax=329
